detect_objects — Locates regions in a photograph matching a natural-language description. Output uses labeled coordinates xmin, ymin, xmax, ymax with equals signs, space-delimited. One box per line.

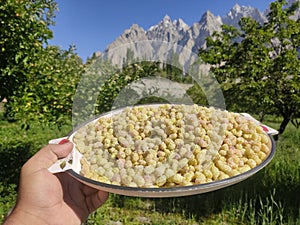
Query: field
xmin=0 ymin=108 xmax=299 ymax=224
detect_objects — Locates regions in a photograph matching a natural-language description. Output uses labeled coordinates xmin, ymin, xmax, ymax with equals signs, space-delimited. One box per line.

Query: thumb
xmin=22 ymin=142 xmax=73 ymax=175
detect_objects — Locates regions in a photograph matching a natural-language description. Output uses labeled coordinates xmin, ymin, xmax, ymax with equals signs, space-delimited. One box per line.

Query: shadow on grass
xmin=0 ymin=143 xmax=32 ymax=185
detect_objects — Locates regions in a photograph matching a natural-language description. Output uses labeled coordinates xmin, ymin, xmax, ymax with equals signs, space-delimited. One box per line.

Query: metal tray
xmin=66 ymin=104 xmax=276 ymax=198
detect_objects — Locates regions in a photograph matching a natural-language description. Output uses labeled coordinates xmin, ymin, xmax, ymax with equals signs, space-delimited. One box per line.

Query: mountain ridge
xmin=103 ymin=3 xmax=265 ymax=53
xmin=95 ymin=2 xmax=299 ymax=65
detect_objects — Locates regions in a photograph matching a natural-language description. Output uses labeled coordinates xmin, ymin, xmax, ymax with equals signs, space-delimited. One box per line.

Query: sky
xmin=48 ymin=0 xmax=274 ymax=61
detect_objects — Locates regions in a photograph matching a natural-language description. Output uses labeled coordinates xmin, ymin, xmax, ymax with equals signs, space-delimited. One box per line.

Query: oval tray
xmin=67 ymin=104 xmax=276 ymax=198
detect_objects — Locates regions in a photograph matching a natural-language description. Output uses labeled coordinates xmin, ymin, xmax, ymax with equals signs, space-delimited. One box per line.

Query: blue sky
xmin=49 ymin=0 xmax=273 ymax=61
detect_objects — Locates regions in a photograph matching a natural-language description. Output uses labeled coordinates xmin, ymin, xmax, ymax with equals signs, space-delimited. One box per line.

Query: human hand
xmin=3 ymin=142 xmax=109 ymax=225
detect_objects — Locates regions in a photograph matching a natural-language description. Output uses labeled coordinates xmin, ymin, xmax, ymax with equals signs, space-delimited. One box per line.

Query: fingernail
xmin=58 ymin=139 xmax=70 ymax=145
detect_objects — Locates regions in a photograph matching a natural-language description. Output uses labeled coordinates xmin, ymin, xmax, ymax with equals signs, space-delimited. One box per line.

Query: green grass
xmin=0 ymin=113 xmax=299 ymax=224
xmin=0 ymin=110 xmax=71 ymax=222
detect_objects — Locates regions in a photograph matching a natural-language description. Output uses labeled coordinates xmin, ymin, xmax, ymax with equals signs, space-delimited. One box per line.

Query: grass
xmin=0 ymin=110 xmax=299 ymax=224
xmin=0 ymin=108 xmax=71 ymax=222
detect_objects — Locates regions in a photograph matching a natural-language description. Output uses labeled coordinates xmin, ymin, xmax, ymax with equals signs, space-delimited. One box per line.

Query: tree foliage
xmin=6 ymin=46 xmax=83 ymax=126
xmin=97 ymin=61 xmax=163 ymax=112
xmin=73 ymin=52 xmax=198 ymax=127
xmin=199 ymin=0 xmax=300 ymax=135
xmin=72 ymin=57 xmax=161 ymax=126
xmin=1 ymin=0 xmax=83 ymax=126
xmin=0 ymin=0 xmax=57 ymax=101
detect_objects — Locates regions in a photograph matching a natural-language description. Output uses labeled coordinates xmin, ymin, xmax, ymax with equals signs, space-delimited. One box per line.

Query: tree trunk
xmin=274 ymin=116 xmax=291 ymax=140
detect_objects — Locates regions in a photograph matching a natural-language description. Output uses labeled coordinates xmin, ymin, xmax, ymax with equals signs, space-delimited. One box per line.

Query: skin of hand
xmin=3 ymin=142 xmax=109 ymax=225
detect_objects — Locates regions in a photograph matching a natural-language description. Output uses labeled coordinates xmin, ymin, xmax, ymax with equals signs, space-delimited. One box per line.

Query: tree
xmin=199 ymin=0 xmax=300 ymax=135
xmin=6 ymin=46 xmax=83 ymax=126
xmin=0 ymin=0 xmax=57 ymax=101
xmin=94 ymin=61 xmax=161 ymax=114
xmin=1 ymin=1 xmax=84 ymax=126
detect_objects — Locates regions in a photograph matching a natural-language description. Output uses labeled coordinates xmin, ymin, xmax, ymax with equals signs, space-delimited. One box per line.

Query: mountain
xmin=185 ymin=11 xmax=223 ymax=52
xmin=97 ymin=3 xmax=293 ymax=66
xmin=222 ymin=4 xmax=267 ymax=27
xmin=107 ymin=24 xmax=148 ymax=50
xmin=146 ymin=15 xmax=189 ymax=44
xmin=104 ymin=9 xmax=225 ymax=60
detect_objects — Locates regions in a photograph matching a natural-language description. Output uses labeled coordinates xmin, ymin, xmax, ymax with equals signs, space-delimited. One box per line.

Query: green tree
xmin=96 ymin=62 xmax=160 ymax=113
xmin=200 ymin=0 xmax=300 ymax=135
xmin=6 ymin=46 xmax=83 ymax=126
xmin=1 ymin=0 xmax=84 ymax=126
xmin=0 ymin=0 xmax=57 ymax=101
xmin=72 ymin=59 xmax=163 ymax=127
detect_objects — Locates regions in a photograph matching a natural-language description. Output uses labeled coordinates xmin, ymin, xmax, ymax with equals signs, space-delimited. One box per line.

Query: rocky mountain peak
xmin=232 ymin=4 xmax=242 ymax=14
xmin=148 ymin=14 xmax=188 ymax=31
xmin=200 ymin=10 xmax=221 ymax=24
xmin=223 ymin=4 xmax=267 ymax=26
xmin=162 ymin=14 xmax=171 ymax=23
xmin=107 ymin=24 xmax=147 ymax=49
xmin=146 ymin=15 xmax=189 ymax=43
xmin=121 ymin=24 xmax=146 ymax=40
xmin=183 ymin=10 xmax=223 ymax=53
xmin=227 ymin=4 xmax=253 ymax=19
xmin=173 ymin=18 xmax=190 ymax=31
